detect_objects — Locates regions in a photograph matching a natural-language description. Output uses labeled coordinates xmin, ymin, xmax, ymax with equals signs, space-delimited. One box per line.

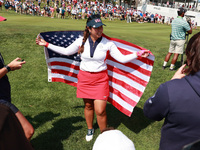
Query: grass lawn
xmin=0 ymin=9 xmax=199 ymax=150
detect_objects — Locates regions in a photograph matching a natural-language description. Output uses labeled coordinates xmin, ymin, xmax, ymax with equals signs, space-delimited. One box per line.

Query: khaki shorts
xmin=168 ymin=40 xmax=185 ymax=54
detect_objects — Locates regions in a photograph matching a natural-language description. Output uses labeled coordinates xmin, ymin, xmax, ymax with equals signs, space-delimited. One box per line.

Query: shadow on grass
xmin=162 ymin=60 xmax=184 ymax=71
xmin=26 ymin=111 xmax=60 ymax=129
xmin=73 ymin=105 xmax=99 ymax=131
xmin=74 ymin=104 xmax=154 ymax=134
xmin=29 ymin=112 xmax=84 ymax=150
xmin=107 ymin=104 xmax=154 ymax=133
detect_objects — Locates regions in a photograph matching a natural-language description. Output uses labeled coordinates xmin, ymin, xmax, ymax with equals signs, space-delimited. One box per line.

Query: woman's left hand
xmin=171 ymin=64 xmax=186 ymax=80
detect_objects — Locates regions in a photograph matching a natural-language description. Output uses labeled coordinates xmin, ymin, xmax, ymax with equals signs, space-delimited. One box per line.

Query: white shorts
xmin=168 ymin=40 xmax=185 ymax=54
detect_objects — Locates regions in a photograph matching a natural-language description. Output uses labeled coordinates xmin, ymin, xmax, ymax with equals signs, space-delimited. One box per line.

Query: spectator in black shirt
xmin=0 ymin=17 xmax=34 ymax=141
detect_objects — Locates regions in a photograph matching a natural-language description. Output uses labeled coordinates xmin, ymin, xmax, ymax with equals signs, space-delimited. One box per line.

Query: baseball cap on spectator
xmin=92 ymin=129 xmax=136 ymax=150
xmin=0 ymin=16 xmax=7 ymax=22
xmin=177 ymin=7 xmax=187 ymax=14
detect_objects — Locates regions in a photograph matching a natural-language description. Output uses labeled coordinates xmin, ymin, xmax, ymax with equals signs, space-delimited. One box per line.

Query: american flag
xmin=39 ymin=31 xmax=155 ymax=117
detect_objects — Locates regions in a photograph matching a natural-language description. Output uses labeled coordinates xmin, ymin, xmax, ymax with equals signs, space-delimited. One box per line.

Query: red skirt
xmin=77 ymin=70 xmax=109 ymax=100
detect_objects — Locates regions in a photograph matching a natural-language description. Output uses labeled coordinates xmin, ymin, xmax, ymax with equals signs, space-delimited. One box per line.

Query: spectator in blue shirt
xmin=144 ymin=32 xmax=200 ymax=150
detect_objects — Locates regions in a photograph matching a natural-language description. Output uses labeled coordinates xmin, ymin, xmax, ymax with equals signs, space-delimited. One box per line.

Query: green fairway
xmin=0 ymin=10 xmax=199 ymax=150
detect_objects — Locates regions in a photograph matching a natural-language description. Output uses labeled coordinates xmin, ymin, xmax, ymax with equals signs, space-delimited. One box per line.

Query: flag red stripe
xmin=52 ymin=78 xmax=77 ymax=87
xmin=138 ymin=57 xmax=154 ymax=66
xmin=117 ymin=47 xmax=133 ymax=55
xmin=108 ymin=56 xmax=152 ymax=76
xmin=50 ymin=61 xmax=80 ymax=70
xmin=108 ymin=75 xmax=143 ymax=97
xmin=102 ymin=33 xmax=147 ymax=51
xmin=109 ymin=86 xmax=138 ymax=107
xmin=108 ymin=98 xmax=132 ymax=117
xmin=117 ymin=47 xmax=154 ymax=66
xmin=51 ymin=69 xmax=78 ymax=79
xmin=107 ymin=64 xmax=148 ymax=87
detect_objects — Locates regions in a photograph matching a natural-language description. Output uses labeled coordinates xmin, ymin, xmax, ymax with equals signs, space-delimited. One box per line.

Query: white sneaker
xmin=85 ymin=128 xmax=94 ymax=142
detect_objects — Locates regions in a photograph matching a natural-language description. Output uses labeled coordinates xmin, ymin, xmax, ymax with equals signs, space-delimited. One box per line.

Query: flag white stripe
xmin=113 ymin=41 xmax=142 ymax=52
xmin=130 ymin=60 xmax=153 ymax=71
xmin=108 ymin=70 xmax=145 ymax=92
xmin=107 ymin=60 xmax=150 ymax=82
xmin=115 ymin=41 xmax=155 ymax=61
xmin=109 ymin=92 xmax=134 ymax=112
xmin=107 ymin=57 xmax=153 ymax=71
xmin=109 ymin=81 xmax=141 ymax=102
xmin=48 ymin=57 xmax=80 ymax=66
xmin=51 ymin=65 xmax=79 ymax=74
xmin=51 ymin=73 xmax=78 ymax=82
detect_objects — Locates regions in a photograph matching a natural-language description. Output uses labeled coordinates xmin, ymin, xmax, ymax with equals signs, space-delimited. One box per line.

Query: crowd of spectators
xmin=0 ymin=0 xmax=170 ymax=23
xmin=0 ymin=0 xmax=198 ymax=28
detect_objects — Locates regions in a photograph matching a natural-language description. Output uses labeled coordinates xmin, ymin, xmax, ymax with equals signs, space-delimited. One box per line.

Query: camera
xmin=186 ymin=16 xmax=191 ymax=26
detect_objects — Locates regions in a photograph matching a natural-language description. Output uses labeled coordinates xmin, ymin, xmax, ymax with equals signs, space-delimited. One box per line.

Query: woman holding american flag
xmin=36 ymin=14 xmax=149 ymax=142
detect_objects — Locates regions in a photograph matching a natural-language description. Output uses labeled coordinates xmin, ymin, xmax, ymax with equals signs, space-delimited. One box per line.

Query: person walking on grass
xmin=36 ymin=14 xmax=149 ymax=142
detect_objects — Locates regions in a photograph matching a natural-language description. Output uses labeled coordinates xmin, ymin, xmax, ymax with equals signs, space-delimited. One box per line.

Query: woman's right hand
xmin=36 ymin=37 xmax=47 ymax=46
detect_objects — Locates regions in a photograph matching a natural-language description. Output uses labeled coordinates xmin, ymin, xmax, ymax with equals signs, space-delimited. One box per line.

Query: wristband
xmin=45 ymin=42 xmax=49 ymax=48
xmin=4 ymin=65 xmax=11 ymax=72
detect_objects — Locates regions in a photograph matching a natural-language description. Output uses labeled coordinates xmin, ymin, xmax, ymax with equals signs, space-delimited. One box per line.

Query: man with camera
xmin=162 ymin=8 xmax=192 ymax=71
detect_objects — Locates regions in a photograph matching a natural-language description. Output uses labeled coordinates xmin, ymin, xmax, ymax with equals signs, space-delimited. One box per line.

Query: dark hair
xmin=78 ymin=14 xmax=101 ymax=54
xmin=177 ymin=11 xmax=183 ymax=16
xmin=185 ymin=32 xmax=200 ymax=75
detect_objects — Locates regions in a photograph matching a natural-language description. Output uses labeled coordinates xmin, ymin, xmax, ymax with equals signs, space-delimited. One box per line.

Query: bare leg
xmin=15 ymin=111 xmax=34 ymax=141
xmin=164 ymin=52 xmax=173 ymax=62
xmin=94 ymin=99 xmax=107 ymax=132
xmin=83 ymin=99 xmax=94 ymax=129
xmin=171 ymin=53 xmax=179 ymax=65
